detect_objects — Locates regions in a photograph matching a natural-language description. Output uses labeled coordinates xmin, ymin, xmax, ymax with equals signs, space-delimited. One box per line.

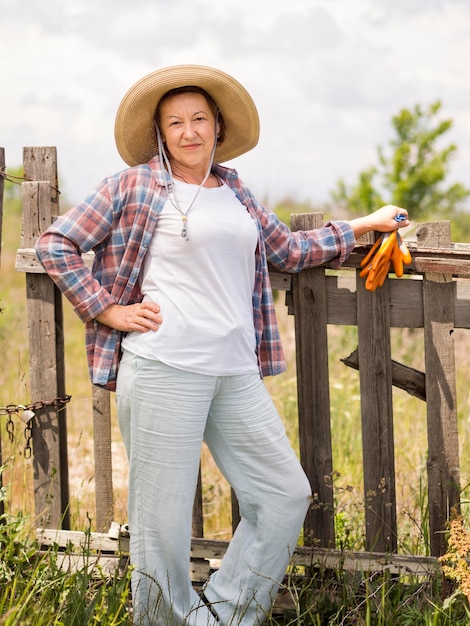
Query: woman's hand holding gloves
xmin=348 ymin=205 xmax=412 ymax=292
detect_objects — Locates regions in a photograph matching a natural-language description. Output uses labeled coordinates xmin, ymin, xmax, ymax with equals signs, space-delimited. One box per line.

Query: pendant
xmin=181 ymin=215 xmax=189 ymax=240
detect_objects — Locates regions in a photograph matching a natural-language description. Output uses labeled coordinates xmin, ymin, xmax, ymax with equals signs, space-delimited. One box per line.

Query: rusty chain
xmin=23 ymin=421 xmax=33 ymax=459
xmin=0 ymin=395 xmax=71 ymax=458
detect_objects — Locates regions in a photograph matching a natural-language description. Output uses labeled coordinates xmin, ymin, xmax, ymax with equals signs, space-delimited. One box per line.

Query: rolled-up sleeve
xmin=322 ymin=220 xmax=356 ymax=269
xmin=259 ymin=204 xmax=356 ymax=272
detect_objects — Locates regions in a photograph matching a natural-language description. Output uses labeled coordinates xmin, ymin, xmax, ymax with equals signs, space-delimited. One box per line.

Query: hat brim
xmin=114 ymin=65 xmax=260 ymax=166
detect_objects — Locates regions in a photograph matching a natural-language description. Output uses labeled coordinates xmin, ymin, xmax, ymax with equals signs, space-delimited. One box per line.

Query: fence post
xmin=418 ymin=221 xmax=460 ymax=556
xmin=356 ymin=233 xmax=397 ymax=553
xmin=22 ymin=147 xmax=70 ymax=528
xmin=291 ymin=212 xmax=335 ymax=548
xmin=93 ymin=386 xmax=114 ymax=531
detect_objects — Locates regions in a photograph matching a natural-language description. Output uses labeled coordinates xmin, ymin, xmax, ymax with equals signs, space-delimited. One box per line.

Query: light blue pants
xmin=116 ymin=351 xmax=311 ymax=626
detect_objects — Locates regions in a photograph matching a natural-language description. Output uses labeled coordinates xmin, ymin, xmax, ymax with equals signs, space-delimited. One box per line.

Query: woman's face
xmin=158 ymin=91 xmax=219 ymax=171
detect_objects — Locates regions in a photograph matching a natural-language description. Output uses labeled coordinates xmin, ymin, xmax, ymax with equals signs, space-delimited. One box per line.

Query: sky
xmin=2 ymin=0 xmax=470 ymax=209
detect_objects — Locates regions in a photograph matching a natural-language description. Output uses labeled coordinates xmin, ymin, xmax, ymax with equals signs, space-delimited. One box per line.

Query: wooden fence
xmin=3 ymin=146 xmax=469 ymax=574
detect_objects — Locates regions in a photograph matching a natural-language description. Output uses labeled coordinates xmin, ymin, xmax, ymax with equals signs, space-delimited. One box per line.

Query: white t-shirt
xmin=122 ymin=180 xmax=259 ymax=375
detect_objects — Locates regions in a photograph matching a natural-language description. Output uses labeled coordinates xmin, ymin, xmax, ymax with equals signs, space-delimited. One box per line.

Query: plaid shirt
xmin=36 ymin=156 xmax=355 ymax=391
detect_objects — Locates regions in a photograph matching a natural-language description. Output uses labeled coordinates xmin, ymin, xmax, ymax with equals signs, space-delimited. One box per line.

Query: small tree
xmin=332 ymin=101 xmax=470 ymax=220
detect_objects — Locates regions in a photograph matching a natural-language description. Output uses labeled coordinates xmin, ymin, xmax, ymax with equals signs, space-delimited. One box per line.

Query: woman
xmin=36 ymin=65 xmax=409 ymax=626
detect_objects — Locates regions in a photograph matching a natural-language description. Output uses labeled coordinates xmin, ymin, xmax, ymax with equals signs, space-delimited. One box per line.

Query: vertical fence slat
xmin=23 ymin=147 xmax=60 ymax=214
xmin=356 ymin=247 xmax=397 ymax=553
xmin=291 ymin=213 xmax=335 ymax=548
xmin=418 ymin=221 xmax=460 ymax=556
xmin=22 ymin=146 xmax=69 ymax=528
xmin=93 ymin=386 xmax=114 ymax=532
xmin=22 ymin=180 xmax=69 ymax=527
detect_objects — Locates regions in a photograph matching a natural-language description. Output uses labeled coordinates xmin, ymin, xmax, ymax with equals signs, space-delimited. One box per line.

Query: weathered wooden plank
xmin=22 ymin=146 xmax=60 ymax=213
xmin=415 ymin=257 xmax=470 ymax=276
xmin=341 ymin=349 xmax=426 ymax=401
xmin=22 ymin=181 xmax=69 ymax=528
xmin=92 ymin=386 xmax=114 ymax=532
xmin=37 ymin=530 xmax=439 ymax=578
xmin=191 ymin=539 xmax=437 ymax=576
xmin=325 ymin=274 xmax=470 ymax=329
xmin=18 ymin=241 xmax=470 ymax=278
xmin=325 ymin=274 xmax=425 ymax=327
xmin=37 ymin=528 xmax=129 ymax=552
xmin=291 ymin=213 xmax=335 ymax=548
xmin=291 ymin=545 xmax=438 ymax=576
xmin=54 ymin=553 xmax=129 ymax=578
xmin=16 ymin=248 xmax=95 ymax=273
xmin=268 ymin=264 xmax=292 ymax=291
xmin=23 ymin=148 xmax=70 ymax=529
xmin=15 ymin=249 xmax=44 ymax=273
xmin=41 ymin=550 xmax=209 ymax=582
xmin=418 ymin=222 xmax=461 ymax=557
xmin=54 ymin=553 xmax=210 ymax=581
xmin=356 ymin=235 xmax=397 ymax=553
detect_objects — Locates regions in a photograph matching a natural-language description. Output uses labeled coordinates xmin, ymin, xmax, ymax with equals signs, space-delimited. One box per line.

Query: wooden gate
xmin=5 ymin=146 xmax=469 ymax=566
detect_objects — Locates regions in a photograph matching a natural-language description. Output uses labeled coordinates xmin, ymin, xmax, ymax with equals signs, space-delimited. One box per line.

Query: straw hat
xmin=114 ymin=64 xmax=260 ymax=166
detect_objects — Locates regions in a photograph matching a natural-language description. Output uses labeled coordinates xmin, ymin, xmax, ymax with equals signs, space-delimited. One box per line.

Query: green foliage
xmin=331 ymin=101 xmax=470 ymax=220
xmin=333 ymin=166 xmax=383 ymax=215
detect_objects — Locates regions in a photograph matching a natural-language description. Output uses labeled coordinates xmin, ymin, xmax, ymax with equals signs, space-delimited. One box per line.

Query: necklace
xmin=168 ymin=173 xmax=210 ymax=240
xmin=155 ymin=114 xmax=219 ymax=241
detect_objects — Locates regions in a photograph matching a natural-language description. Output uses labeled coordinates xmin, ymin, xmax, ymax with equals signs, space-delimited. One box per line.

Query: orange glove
xmin=360 ymin=231 xmax=411 ymax=292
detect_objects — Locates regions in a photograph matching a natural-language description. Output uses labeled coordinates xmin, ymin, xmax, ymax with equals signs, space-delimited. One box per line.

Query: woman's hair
xmin=153 ymin=86 xmax=226 ymax=145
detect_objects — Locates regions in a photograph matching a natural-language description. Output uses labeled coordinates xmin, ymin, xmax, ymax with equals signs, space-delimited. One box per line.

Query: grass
xmin=1 ymin=487 xmax=470 ymax=625
xmin=3 ymin=190 xmax=470 ymax=621
xmin=0 ymin=489 xmax=132 ymax=625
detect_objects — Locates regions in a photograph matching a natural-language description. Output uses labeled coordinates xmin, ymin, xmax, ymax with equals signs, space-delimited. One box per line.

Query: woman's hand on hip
xmin=95 ymin=302 xmax=162 ymax=332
